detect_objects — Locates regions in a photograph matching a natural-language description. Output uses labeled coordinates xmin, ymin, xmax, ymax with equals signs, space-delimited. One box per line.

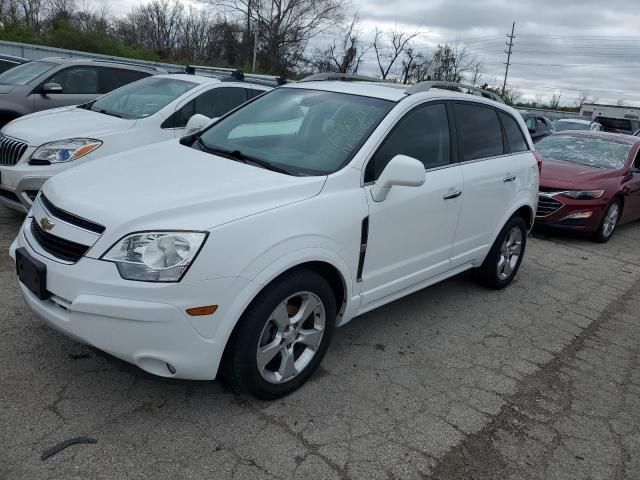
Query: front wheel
xmin=474 ymin=216 xmax=527 ymax=289
xmin=593 ymin=200 xmax=620 ymax=243
xmin=223 ymin=270 xmax=336 ymax=399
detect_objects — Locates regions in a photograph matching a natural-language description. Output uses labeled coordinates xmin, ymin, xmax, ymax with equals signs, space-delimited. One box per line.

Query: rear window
xmin=454 ymin=103 xmax=504 ymax=161
xmin=596 ymin=117 xmax=633 ymax=133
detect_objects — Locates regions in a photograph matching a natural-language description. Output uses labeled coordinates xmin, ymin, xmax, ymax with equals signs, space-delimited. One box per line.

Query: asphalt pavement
xmin=1 ymin=205 xmax=639 ymax=480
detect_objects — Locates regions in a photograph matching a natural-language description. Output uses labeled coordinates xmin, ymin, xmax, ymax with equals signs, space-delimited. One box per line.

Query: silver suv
xmin=0 ymin=57 xmax=164 ymax=127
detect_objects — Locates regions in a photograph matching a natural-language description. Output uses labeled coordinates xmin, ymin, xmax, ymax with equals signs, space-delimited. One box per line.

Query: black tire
xmin=223 ymin=269 xmax=336 ymax=399
xmin=474 ymin=216 xmax=527 ymax=290
xmin=592 ymin=200 xmax=621 ymax=243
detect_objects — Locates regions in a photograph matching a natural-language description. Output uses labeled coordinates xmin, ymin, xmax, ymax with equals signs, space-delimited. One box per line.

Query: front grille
xmin=40 ymin=195 xmax=105 ymax=234
xmin=536 ymin=194 xmax=563 ymax=217
xmin=30 ymin=219 xmax=90 ymax=262
xmin=0 ymin=134 xmax=28 ymax=166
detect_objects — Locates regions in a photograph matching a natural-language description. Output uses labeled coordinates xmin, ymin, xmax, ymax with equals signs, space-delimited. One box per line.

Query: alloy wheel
xmin=602 ymin=203 xmax=619 ymax=239
xmin=256 ymin=292 xmax=326 ymax=384
xmin=497 ymin=227 xmax=523 ymax=281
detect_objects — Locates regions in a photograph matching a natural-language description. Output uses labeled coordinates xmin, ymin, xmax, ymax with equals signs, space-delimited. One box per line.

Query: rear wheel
xmin=224 ymin=270 xmax=336 ymax=399
xmin=593 ymin=200 xmax=620 ymax=243
xmin=474 ymin=216 xmax=527 ymax=289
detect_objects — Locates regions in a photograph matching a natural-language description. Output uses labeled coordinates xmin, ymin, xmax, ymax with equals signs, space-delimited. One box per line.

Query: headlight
xmin=101 ymin=232 xmax=208 ymax=282
xmin=560 ymin=190 xmax=604 ymax=200
xmin=31 ymin=138 xmax=102 ymax=163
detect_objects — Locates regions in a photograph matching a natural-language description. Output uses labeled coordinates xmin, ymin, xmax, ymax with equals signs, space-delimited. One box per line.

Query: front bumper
xmin=535 ymin=195 xmax=607 ymax=232
xmin=10 ymin=219 xmax=254 ymax=380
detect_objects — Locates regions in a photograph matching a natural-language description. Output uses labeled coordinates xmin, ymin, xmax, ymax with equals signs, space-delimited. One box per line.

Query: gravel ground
xmin=1 ymin=204 xmax=639 ymax=480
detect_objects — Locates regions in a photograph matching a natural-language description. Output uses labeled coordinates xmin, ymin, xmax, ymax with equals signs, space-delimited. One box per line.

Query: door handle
xmin=503 ymin=175 xmax=517 ymax=183
xmin=443 ymin=190 xmax=462 ymax=200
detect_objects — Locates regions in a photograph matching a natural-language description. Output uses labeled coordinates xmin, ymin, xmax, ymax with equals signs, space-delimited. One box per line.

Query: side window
xmin=101 ymin=68 xmax=149 ymax=93
xmin=365 ymin=103 xmax=450 ymax=182
xmin=499 ymin=112 xmax=529 ymax=153
xmin=524 ymin=117 xmax=536 ymax=130
xmin=536 ymin=118 xmax=548 ymax=132
xmin=454 ymin=103 xmax=505 ymax=161
xmin=46 ymin=67 xmax=99 ymax=94
xmin=246 ymin=88 xmax=264 ymax=99
xmin=163 ymin=87 xmax=248 ymax=129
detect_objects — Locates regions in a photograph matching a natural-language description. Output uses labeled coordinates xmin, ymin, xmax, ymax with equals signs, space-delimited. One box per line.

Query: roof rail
xmin=68 ymin=58 xmax=168 ymax=73
xmin=185 ymin=65 xmax=286 ymax=85
xmin=407 ymin=81 xmax=504 ymax=103
xmin=299 ymin=73 xmax=382 ymax=83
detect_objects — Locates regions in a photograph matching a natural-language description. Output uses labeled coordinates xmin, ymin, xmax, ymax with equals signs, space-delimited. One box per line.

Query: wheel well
xmin=219 ymin=261 xmax=347 ymax=380
xmin=614 ymin=194 xmax=625 ymax=213
xmin=514 ymin=205 xmax=534 ymax=229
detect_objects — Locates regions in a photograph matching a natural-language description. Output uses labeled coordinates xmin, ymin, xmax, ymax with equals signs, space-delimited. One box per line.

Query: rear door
xmin=100 ymin=68 xmax=150 ymax=94
xmin=31 ymin=66 xmax=100 ymax=110
xmin=450 ymin=102 xmax=532 ymax=267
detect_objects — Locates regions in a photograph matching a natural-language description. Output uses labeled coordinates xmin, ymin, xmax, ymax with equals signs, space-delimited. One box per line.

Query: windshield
xmin=536 ymin=134 xmax=631 ymax=169
xmin=89 ymin=77 xmax=197 ymax=119
xmin=0 ymin=61 xmax=55 ymax=86
xmin=197 ymin=88 xmax=394 ymax=176
xmin=554 ymin=121 xmax=590 ymax=132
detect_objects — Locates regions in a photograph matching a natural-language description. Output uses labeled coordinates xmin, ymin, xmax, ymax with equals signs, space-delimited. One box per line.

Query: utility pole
xmin=252 ymin=28 xmax=259 ymax=73
xmin=502 ymin=21 xmax=515 ymax=97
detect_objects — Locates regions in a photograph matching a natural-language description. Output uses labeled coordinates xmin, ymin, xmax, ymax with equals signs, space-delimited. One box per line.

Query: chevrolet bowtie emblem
xmin=39 ymin=217 xmax=55 ymax=232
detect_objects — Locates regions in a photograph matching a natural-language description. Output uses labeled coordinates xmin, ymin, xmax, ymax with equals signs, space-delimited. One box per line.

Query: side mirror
xmin=185 ymin=114 xmax=212 ymax=133
xmin=371 ymin=155 xmax=425 ymax=202
xmin=42 ymin=83 xmax=63 ymax=95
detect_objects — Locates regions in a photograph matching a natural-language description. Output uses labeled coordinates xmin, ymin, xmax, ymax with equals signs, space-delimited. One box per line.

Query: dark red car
xmin=535 ymin=131 xmax=640 ymax=242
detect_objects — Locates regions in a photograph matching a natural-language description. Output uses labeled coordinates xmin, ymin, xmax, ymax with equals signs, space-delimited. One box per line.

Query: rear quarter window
xmin=499 ymin=112 xmax=529 ymax=153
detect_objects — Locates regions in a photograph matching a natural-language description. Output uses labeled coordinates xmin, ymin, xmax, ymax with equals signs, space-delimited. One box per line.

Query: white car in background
xmin=10 ymin=78 xmax=539 ymax=399
xmin=0 ymin=73 xmax=273 ymax=212
xmin=553 ymin=118 xmax=603 ymax=132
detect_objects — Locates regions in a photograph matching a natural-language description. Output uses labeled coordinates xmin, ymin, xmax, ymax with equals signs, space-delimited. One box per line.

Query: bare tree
xmin=617 ymin=98 xmax=626 ymax=106
xmin=372 ymin=26 xmax=420 ymax=80
xmin=549 ymin=92 xmax=562 ymax=110
xmin=426 ymin=43 xmax=480 ymax=83
xmin=215 ymin=0 xmax=345 ymax=75
xmin=312 ymin=14 xmax=368 ymax=74
xmin=16 ymin=0 xmax=46 ymax=29
xmin=576 ymin=91 xmax=591 ymax=109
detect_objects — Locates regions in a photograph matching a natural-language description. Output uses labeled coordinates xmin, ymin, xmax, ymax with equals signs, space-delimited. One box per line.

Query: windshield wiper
xmin=195 ymin=139 xmax=290 ymax=175
xmin=96 ymin=109 xmax=122 ymax=118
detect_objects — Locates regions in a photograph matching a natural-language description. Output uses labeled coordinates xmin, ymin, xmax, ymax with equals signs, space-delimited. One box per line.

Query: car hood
xmin=42 ymin=140 xmax=326 ymax=233
xmin=539 ymin=158 xmax=620 ymax=185
xmin=3 ymin=106 xmax=136 ymax=145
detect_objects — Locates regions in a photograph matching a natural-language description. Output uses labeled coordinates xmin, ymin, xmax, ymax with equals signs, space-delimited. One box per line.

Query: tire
xmin=592 ymin=200 xmax=621 ymax=243
xmin=474 ymin=216 xmax=527 ymax=290
xmin=223 ymin=269 xmax=336 ymax=399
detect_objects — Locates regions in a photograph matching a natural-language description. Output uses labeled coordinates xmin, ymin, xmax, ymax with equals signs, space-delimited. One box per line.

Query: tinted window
xmin=365 ymin=103 xmax=451 ymax=181
xmin=499 ymin=113 xmax=529 ymax=153
xmin=246 ymin=88 xmax=264 ymax=99
xmin=47 ymin=67 xmax=99 ymax=94
xmin=454 ymin=103 xmax=504 ymax=161
xmin=0 ymin=61 xmax=55 ymax=86
xmin=165 ymin=87 xmax=248 ymax=128
xmin=101 ymin=68 xmax=149 ymax=93
xmin=0 ymin=60 xmax=21 ymax=74
xmin=536 ymin=118 xmax=548 ymax=132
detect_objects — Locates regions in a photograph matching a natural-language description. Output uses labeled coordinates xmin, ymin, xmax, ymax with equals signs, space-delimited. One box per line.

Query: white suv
xmin=10 ymin=77 xmax=539 ymax=399
xmin=0 ymin=72 xmax=273 ymax=213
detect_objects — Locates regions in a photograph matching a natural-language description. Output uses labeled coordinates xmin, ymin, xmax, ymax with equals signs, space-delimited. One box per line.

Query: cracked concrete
xmin=1 ymin=204 xmax=640 ymax=479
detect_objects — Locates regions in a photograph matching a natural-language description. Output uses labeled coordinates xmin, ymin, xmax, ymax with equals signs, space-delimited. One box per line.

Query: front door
xmin=31 ymin=66 xmax=100 ymax=111
xmin=360 ymin=102 xmax=463 ymax=307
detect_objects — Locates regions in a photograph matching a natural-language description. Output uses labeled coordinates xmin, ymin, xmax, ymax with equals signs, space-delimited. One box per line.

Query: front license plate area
xmin=16 ymin=247 xmax=50 ymax=300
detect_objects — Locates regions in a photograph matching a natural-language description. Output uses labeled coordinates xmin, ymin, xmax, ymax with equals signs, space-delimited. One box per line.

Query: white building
xmin=580 ymin=103 xmax=640 ymax=121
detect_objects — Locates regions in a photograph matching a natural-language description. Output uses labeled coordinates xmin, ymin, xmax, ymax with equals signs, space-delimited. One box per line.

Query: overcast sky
xmin=101 ymin=0 xmax=640 ymax=107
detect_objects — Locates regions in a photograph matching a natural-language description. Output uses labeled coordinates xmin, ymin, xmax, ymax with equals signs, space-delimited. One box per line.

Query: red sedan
xmin=535 ymin=131 xmax=640 ymax=242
